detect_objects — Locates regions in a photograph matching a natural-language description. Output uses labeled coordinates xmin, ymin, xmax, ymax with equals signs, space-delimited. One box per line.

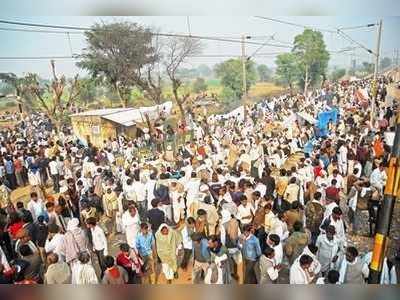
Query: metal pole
xmin=369 ymin=112 xmax=400 ymax=283
xmin=242 ymin=34 xmax=247 ymax=120
xmin=371 ymin=19 xmax=383 ymax=127
xmin=396 ymin=49 xmax=399 ymax=82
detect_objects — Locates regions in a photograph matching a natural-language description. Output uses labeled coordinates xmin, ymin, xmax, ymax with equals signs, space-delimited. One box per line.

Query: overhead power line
xmin=254 ymin=16 xmax=336 ymax=33
xmin=336 ymin=29 xmax=374 ymax=55
xmin=0 ymin=26 xmax=81 ymax=34
xmin=254 ymin=16 xmax=378 ymax=58
xmin=0 ymin=19 xmax=291 ymax=48
xmin=337 ymin=23 xmax=377 ymax=31
xmin=0 ymin=25 xmax=294 ymax=47
xmin=0 ymin=56 xmax=77 ymax=60
xmin=0 ymin=19 xmax=91 ymax=31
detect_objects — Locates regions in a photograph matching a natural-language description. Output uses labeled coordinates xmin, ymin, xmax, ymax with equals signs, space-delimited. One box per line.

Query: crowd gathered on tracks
xmin=0 ymin=75 xmax=398 ymax=284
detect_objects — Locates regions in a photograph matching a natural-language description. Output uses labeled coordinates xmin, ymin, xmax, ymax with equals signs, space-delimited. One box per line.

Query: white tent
xmin=71 ymin=101 xmax=173 ymax=126
xmin=209 ymin=105 xmax=245 ymax=122
xmin=296 ymin=111 xmax=317 ymax=124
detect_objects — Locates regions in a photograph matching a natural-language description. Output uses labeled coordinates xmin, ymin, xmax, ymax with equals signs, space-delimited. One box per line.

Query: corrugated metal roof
xmin=70 ymin=102 xmax=173 ymax=127
xmin=102 ymin=109 xmax=143 ymax=126
xmin=70 ymin=108 xmax=129 ymax=117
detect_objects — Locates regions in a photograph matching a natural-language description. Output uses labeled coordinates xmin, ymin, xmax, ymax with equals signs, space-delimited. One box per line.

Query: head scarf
xmin=155 ymin=223 xmax=182 ymax=272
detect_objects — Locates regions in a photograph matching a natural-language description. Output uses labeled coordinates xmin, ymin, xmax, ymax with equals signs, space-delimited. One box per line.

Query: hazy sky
xmin=1 ymin=16 xmax=399 ymax=78
xmin=2 ymin=1 xmax=400 ymax=16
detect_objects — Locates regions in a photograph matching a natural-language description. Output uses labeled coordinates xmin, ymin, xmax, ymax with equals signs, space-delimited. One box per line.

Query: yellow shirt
xmin=276 ymin=176 xmax=289 ymax=196
xmin=103 ymin=192 xmax=118 ymax=214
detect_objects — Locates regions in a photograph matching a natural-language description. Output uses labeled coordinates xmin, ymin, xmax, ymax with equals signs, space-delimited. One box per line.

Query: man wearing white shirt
xmin=144 ymin=173 xmax=157 ymax=210
xmin=106 ymin=149 xmax=115 ymax=164
xmin=328 ymin=170 xmax=344 ymax=190
xmin=124 ymin=143 xmax=134 ymax=162
xmin=338 ymin=143 xmax=348 ymax=175
xmin=124 ymin=178 xmax=137 ymax=202
xmin=323 ymin=197 xmax=339 ymax=220
xmin=184 ymin=173 xmax=201 ymax=213
xmin=27 ymin=192 xmax=45 ymax=222
xmin=293 ymin=244 xmax=322 ymax=282
xmin=121 ymin=206 xmax=140 ymax=249
xmin=289 ymin=254 xmax=314 ymax=284
xmin=266 ymin=234 xmax=283 ymax=265
xmin=254 ymin=178 xmax=267 ymax=198
xmin=370 ymin=163 xmax=387 ymax=193
xmin=237 ymin=195 xmax=255 ymax=227
xmin=269 ymin=213 xmax=289 ymax=242
xmin=44 ymin=224 xmax=65 ymax=262
xmin=49 ymin=156 xmax=60 ymax=193
xmin=86 ymin=217 xmax=108 ymax=276
xmin=259 ymin=246 xmax=281 ymax=284
xmin=133 ymin=176 xmax=147 ymax=219
xmin=338 ymin=246 xmax=369 ymax=284
xmin=316 ymin=225 xmax=343 ymax=274
xmin=321 ymin=207 xmax=346 ymax=246
xmin=180 ymin=217 xmax=195 ymax=270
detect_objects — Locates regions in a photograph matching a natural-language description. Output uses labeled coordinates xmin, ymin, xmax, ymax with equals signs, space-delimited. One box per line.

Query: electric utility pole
xmin=396 ymin=49 xmax=400 ymax=82
xmin=370 ymin=19 xmax=383 ymax=126
xmin=242 ymin=34 xmax=247 ymax=120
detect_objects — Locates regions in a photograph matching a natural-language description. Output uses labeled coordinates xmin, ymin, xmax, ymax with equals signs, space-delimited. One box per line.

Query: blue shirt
xmin=200 ymin=238 xmax=211 ymax=261
xmin=5 ymin=160 xmax=14 ymax=174
xmin=135 ymin=233 xmax=155 ymax=257
xmin=242 ymin=234 xmax=262 ymax=261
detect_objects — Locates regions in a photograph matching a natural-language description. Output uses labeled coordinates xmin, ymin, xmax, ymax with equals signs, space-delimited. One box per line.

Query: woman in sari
xmin=155 ymin=223 xmax=182 ymax=284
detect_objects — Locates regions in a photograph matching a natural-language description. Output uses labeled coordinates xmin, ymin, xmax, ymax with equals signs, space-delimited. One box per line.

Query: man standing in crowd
xmin=0 ymin=73 xmax=396 ymax=286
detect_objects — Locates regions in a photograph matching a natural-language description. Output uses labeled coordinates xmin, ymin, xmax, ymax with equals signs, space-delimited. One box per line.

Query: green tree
xmin=77 ymin=22 xmax=157 ymax=107
xmin=78 ymin=77 xmax=99 ymax=106
xmin=329 ymin=68 xmax=346 ymax=82
xmin=197 ymin=64 xmax=212 ymax=77
xmin=292 ymin=29 xmax=330 ymax=95
xmin=380 ymin=57 xmax=392 ymax=70
xmin=0 ymin=72 xmax=36 ymax=112
xmin=192 ymin=77 xmax=207 ymax=93
xmin=275 ymin=53 xmax=299 ymax=93
xmin=0 ymin=81 xmax=15 ymax=96
xmin=257 ymin=64 xmax=272 ymax=82
xmin=361 ymin=61 xmax=374 ymax=74
xmin=214 ymin=58 xmax=257 ymax=99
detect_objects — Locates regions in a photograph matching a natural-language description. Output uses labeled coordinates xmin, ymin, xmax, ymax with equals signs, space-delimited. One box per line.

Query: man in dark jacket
xmin=154 ymin=173 xmax=171 ymax=222
xmin=261 ymin=169 xmax=276 ymax=198
xmin=146 ymin=199 xmax=165 ymax=233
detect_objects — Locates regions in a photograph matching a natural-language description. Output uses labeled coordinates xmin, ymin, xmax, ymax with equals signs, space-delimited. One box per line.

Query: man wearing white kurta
xmin=185 ymin=175 xmax=201 ymax=216
xmin=122 ymin=206 xmax=140 ymax=249
xmin=316 ymin=226 xmax=342 ymax=273
xmin=289 ymin=254 xmax=314 ymax=284
xmin=338 ymin=144 xmax=348 ymax=175
xmin=320 ymin=207 xmax=346 ymax=246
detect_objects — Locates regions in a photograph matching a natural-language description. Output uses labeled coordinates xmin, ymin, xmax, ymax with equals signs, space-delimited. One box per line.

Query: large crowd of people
xmin=0 ymin=75 xmax=398 ymax=284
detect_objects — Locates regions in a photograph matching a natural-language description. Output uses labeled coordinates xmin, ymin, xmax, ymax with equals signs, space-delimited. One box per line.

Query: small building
xmin=70 ymin=102 xmax=172 ymax=147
